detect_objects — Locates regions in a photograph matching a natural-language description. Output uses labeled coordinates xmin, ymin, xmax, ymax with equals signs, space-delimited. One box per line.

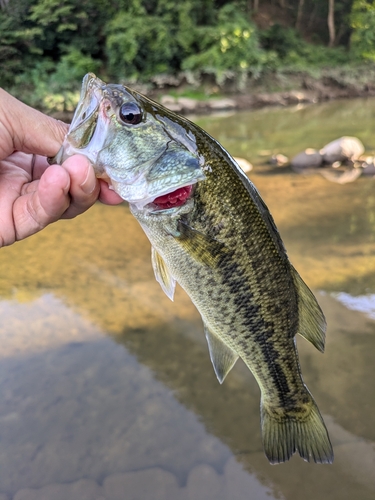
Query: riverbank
xmin=48 ymin=67 xmax=375 ymax=121
xmin=148 ymin=70 xmax=375 ymax=115
xmin=153 ymin=86 xmax=370 ymax=115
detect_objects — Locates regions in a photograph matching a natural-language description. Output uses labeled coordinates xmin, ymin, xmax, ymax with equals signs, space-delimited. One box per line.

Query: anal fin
xmin=204 ymin=323 xmax=238 ymax=384
xmin=291 ymin=266 xmax=327 ymax=353
xmin=151 ymin=246 xmax=176 ymax=301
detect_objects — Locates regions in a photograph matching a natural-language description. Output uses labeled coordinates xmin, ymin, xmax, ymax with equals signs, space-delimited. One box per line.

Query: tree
xmin=296 ymin=0 xmax=305 ymax=30
xmin=328 ymin=0 xmax=336 ymax=46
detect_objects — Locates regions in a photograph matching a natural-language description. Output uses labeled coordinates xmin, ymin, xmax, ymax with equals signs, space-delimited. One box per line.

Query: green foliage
xmin=350 ymin=0 xmax=375 ymax=60
xmin=0 ymin=0 xmax=361 ymax=111
xmin=49 ymin=48 xmax=101 ymax=88
xmin=285 ymin=44 xmax=349 ymax=69
xmin=0 ymin=0 xmax=37 ymax=87
xmin=28 ymin=0 xmax=114 ymax=55
xmin=261 ymin=24 xmax=348 ymax=69
xmin=11 ymin=49 xmax=100 ymax=112
xmin=29 ymin=0 xmax=78 ymax=31
xmin=260 ymin=24 xmax=302 ymax=60
xmin=182 ymin=4 xmax=276 ymax=86
xmin=105 ymin=5 xmax=175 ymax=80
xmin=105 ymin=0 xmax=223 ymax=82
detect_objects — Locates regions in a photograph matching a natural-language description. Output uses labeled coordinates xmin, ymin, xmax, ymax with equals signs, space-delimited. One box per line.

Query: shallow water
xmin=1 ymin=98 xmax=375 ymax=499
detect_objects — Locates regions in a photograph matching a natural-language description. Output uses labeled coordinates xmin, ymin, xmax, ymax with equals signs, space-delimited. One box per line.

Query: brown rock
xmin=291 ymin=149 xmax=323 ymax=170
xmin=321 ymin=136 xmax=365 ymax=163
xmin=233 ymin=157 xmax=253 ymax=173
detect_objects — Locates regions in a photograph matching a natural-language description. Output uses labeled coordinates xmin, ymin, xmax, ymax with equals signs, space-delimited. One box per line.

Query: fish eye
xmin=118 ymin=102 xmax=142 ymax=125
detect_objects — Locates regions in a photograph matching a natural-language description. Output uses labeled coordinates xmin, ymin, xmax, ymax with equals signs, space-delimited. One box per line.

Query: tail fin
xmin=261 ymin=397 xmax=333 ymax=464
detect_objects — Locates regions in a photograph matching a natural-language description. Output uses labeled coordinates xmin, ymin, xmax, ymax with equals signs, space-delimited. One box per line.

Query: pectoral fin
xmin=204 ymin=323 xmax=238 ymax=384
xmin=151 ymin=246 xmax=176 ymax=301
xmin=175 ymin=220 xmax=226 ymax=268
xmin=291 ymin=266 xmax=326 ymax=353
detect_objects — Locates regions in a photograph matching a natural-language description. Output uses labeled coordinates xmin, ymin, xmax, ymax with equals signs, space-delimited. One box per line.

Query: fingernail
xmin=80 ymin=164 xmax=97 ymax=195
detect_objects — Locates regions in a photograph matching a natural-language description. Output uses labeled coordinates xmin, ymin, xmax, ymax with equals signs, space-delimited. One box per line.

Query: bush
xmin=49 ymin=48 xmax=101 ymax=90
xmin=260 ymin=24 xmax=349 ymax=69
xmin=105 ymin=10 xmax=175 ymax=81
xmin=105 ymin=0 xmax=205 ymax=81
xmin=182 ymin=4 xmax=276 ymax=88
xmin=11 ymin=49 xmax=100 ymax=112
xmin=285 ymin=44 xmax=349 ymax=68
xmin=260 ymin=24 xmax=302 ymax=60
xmin=0 ymin=2 xmax=38 ymax=87
xmin=350 ymin=0 xmax=375 ymax=61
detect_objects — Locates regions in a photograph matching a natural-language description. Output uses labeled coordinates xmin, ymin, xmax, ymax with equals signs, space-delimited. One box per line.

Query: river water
xmin=1 ymin=98 xmax=375 ymax=500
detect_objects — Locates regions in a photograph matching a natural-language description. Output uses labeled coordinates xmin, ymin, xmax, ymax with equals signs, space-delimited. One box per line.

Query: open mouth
xmin=152 ymin=185 xmax=193 ymax=210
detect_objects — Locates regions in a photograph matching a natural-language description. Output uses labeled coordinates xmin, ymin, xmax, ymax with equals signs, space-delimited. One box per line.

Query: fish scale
xmin=50 ymin=73 xmax=333 ymax=465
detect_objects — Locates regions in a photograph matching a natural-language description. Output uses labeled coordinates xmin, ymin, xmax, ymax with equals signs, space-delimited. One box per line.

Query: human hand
xmin=0 ymin=88 xmax=123 ymax=248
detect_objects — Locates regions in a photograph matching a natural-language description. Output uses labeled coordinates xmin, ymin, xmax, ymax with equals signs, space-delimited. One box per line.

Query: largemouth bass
xmin=51 ymin=73 xmax=333 ymax=464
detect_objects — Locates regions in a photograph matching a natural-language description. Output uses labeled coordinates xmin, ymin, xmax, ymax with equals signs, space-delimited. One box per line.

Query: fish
xmin=50 ymin=73 xmax=333 ymax=464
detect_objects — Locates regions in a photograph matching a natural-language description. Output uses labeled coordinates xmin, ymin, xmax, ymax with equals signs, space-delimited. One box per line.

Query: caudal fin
xmin=261 ymin=397 xmax=333 ymax=464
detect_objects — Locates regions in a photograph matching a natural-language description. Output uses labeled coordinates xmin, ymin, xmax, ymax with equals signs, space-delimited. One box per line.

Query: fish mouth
xmin=147 ymin=184 xmax=194 ymax=211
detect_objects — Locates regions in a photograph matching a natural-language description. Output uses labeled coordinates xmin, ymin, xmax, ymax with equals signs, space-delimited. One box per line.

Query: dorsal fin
xmin=151 ymin=246 xmax=176 ymax=301
xmin=291 ymin=266 xmax=326 ymax=353
xmin=204 ymin=323 xmax=239 ymax=384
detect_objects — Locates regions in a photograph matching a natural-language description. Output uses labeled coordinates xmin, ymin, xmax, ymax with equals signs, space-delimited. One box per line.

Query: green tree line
xmin=1 ymin=0 xmax=375 ymax=110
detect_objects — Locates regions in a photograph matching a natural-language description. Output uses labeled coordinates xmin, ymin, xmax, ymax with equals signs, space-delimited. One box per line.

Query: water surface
xmin=1 ymin=98 xmax=375 ymax=499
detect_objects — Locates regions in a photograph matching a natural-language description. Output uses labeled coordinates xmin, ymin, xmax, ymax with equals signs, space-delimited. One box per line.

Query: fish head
xmin=50 ymin=73 xmax=205 ymax=211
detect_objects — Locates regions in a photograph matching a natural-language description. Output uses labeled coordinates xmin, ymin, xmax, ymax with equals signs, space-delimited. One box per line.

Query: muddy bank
xmin=155 ymin=83 xmax=375 ymax=115
xmin=51 ymin=71 xmax=375 ymax=121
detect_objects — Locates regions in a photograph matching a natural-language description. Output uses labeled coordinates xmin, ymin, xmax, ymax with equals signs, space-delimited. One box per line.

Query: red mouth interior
xmin=153 ymin=185 xmax=193 ymax=209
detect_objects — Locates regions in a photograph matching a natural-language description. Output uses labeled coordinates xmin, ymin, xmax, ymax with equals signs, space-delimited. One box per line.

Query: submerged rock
xmin=320 ymin=136 xmax=364 ymax=163
xmin=269 ymin=154 xmax=289 ymax=167
xmin=291 ymin=149 xmax=323 ymax=170
xmin=233 ymin=157 xmax=253 ymax=173
xmin=362 ymin=164 xmax=375 ymax=176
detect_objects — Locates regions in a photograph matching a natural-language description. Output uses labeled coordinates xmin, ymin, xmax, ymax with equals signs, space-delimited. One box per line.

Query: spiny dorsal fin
xmin=291 ymin=266 xmax=326 ymax=353
xmin=151 ymin=246 xmax=176 ymax=301
xmin=204 ymin=323 xmax=238 ymax=384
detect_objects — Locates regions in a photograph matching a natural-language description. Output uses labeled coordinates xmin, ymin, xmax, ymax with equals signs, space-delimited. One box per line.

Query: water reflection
xmin=332 ymin=292 xmax=375 ymax=319
xmin=194 ymin=97 xmax=375 ymax=164
xmin=1 ymin=99 xmax=375 ymax=499
xmin=0 ymin=294 xmax=273 ymax=500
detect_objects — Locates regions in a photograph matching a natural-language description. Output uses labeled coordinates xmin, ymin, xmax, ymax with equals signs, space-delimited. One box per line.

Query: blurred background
xmin=2 ymin=0 xmax=375 ymax=113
